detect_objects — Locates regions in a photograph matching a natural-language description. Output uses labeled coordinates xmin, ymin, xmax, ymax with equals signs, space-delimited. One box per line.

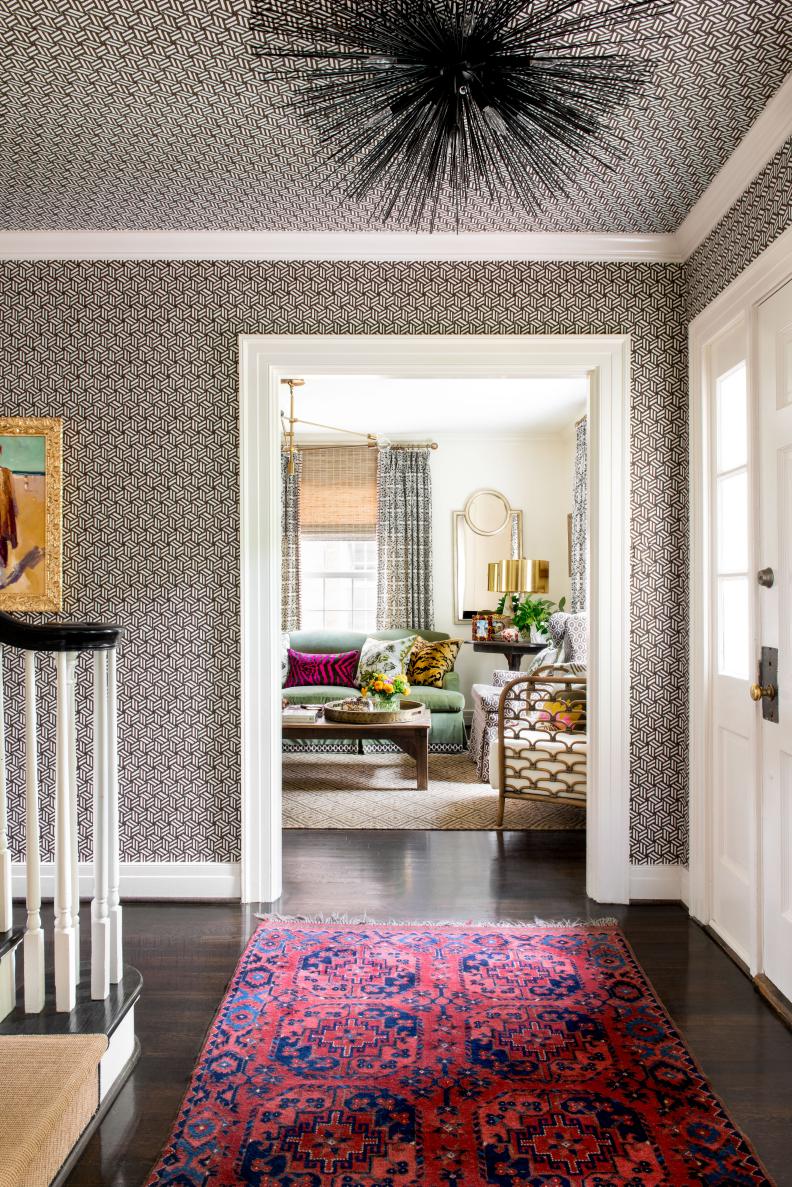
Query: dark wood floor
xmin=56 ymin=829 xmax=792 ymax=1187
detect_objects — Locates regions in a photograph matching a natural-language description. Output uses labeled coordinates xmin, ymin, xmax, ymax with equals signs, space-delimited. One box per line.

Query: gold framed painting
xmin=0 ymin=417 xmax=63 ymax=611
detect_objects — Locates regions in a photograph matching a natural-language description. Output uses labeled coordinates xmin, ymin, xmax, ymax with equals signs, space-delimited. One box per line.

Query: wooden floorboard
xmin=50 ymin=829 xmax=792 ymax=1187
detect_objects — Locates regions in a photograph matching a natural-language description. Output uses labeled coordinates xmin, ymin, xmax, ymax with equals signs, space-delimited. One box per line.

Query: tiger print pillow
xmin=407 ymin=638 xmax=463 ymax=688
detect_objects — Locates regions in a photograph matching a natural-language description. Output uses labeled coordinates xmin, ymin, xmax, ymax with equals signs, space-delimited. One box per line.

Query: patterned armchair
xmin=488 ymin=665 xmax=587 ymax=828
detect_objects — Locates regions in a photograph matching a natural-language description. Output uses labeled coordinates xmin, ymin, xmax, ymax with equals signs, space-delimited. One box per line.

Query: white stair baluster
xmin=91 ymin=650 xmax=110 ymax=1000
xmin=107 ymin=648 xmax=122 ymax=983
xmin=67 ymin=654 xmax=80 ymax=983
xmin=23 ymin=652 xmax=44 ymax=1013
xmin=0 ymin=645 xmax=14 ymax=1022
xmin=0 ymin=647 xmax=11 ymax=936
xmin=54 ymin=651 xmax=77 ymax=1012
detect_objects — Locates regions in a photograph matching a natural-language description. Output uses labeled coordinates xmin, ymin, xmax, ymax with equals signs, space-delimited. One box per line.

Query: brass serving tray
xmin=323 ymin=698 xmax=425 ymax=725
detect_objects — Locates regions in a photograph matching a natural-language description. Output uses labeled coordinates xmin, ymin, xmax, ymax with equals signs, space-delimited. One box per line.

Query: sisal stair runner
xmin=0 ymin=1034 xmax=107 ymax=1187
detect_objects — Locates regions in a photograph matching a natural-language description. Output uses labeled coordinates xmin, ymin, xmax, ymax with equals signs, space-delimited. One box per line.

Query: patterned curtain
xmin=376 ymin=447 xmax=434 ymax=630
xmin=281 ymin=451 xmax=302 ymax=631
xmin=570 ymin=417 xmax=587 ymax=612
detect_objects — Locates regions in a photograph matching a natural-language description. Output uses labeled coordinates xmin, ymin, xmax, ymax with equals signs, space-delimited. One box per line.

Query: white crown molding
xmin=675 ymin=71 xmax=792 ymax=259
xmin=0 ymin=75 xmax=787 ymax=265
xmin=11 ymin=860 xmax=240 ymax=899
xmin=0 ymin=229 xmax=682 ymax=263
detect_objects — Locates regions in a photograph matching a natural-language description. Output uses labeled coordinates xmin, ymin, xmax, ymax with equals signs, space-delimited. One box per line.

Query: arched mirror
xmin=453 ymin=490 xmax=523 ymax=623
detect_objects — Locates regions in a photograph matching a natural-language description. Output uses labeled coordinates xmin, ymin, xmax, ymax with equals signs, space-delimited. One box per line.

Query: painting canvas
xmin=0 ymin=418 xmax=62 ymax=611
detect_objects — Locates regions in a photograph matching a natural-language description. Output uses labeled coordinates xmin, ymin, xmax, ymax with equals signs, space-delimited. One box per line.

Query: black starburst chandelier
xmin=251 ymin=0 xmax=666 ymax=229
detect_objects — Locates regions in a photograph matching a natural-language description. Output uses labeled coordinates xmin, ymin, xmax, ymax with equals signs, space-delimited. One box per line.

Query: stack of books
xmin=282 ymin=704 xmax=322 ymax=723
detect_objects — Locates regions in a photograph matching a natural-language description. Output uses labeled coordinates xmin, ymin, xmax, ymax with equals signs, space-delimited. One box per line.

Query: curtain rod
xmin=282 ymin=441 xmax=439 ymax=451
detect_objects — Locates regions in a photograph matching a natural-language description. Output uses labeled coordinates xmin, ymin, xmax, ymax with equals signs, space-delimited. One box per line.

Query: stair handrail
xmin=0 ymin=611 xmax=122 ymax=652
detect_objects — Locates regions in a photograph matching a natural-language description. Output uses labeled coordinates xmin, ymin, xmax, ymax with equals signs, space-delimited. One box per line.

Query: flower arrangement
xmin=361 ymin=672 xmax=411 ymax=703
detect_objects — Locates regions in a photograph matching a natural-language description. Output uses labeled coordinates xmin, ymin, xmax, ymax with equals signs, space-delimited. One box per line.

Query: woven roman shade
xmin=299 ymin=446 xmax=378 ymax=539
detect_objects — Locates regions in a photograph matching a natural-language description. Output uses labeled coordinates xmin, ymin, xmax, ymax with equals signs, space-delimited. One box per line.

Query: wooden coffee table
xmin=282 ymin=706 xmax=431 ymax=790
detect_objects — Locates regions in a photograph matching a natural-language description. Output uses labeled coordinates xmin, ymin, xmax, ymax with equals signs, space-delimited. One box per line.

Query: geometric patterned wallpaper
xmin=0 ymin=0 xmax=789 ymax=234
xmin=0 ymin=259 xmax=688 ymax=865
xmin=686 ymin=135 xmax=792 ymax=319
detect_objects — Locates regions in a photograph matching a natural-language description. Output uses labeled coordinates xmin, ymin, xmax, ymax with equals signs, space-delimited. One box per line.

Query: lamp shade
xmin=487 ymin=558 xmax=549 ymax=595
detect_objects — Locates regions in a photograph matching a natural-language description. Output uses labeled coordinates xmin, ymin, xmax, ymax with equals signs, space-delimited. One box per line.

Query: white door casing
xmin=239 ymin=334 xmax=631 ymax=906
xmin=757 ymin=278 xmax=792 ymax=1002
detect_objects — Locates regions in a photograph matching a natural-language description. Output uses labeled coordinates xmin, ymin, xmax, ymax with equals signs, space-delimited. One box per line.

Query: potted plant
xmin=497 ymin=593 xmax=566 ymax=641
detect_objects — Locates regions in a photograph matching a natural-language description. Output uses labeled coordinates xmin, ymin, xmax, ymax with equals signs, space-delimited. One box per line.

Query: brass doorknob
xmin=750 ymin=683 xmax=777 ymax=702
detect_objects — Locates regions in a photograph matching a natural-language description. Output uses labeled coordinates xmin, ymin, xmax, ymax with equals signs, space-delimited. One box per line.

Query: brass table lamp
xmin=487 ymin=558 xmax=549 ymax=597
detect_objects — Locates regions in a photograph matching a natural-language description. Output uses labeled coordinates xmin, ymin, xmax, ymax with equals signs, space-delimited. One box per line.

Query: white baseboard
xmin=679 ymin=865 xmax=690 ymax=907
xmin=629 ymin=863 xmax=686 ymax=901
xmin=12 ymin=861 xmax=240 ymax=900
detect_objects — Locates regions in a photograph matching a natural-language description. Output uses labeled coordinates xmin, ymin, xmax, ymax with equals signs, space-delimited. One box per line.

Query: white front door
xmin=708 ymin=324 xmax=758 ymax=964
xmin=757 ymin=277 xmax=792 ymax=1003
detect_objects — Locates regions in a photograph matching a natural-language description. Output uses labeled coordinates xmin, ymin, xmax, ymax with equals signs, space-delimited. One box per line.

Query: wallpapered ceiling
xmin=1 ymin=260 xmax=688 ymax=866
xmin=0 ymin=0 xmax=789 ymax=233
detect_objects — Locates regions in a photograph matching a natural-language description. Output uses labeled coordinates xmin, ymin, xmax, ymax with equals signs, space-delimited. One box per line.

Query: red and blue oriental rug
xmin=146 ymin=920 xmax=774 ymax=1186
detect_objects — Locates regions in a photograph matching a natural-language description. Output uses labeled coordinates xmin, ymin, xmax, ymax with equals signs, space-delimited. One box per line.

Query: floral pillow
xmin=533 ymin=673 xmax=587 ymax=734
xmin=407 ymin=637 xmax=463 ymax=688
xmin=534 ymin=696 xmax=585 ymax=733
xmin=356 ymin=635 xmax=416 ymax=690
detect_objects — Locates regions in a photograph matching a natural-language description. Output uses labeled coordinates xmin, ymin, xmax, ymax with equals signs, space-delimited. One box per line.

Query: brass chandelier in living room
xmin=280 ymin=377 xmax=439 ymax=474
xmin=251 ymin=0 xmax=666 ymax=229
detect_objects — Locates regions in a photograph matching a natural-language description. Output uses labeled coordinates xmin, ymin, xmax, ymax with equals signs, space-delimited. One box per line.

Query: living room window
xmin=299 ymin=445 xmax=378 ymax=631
xmin=301 ymin=537 xmax=377 ymax=631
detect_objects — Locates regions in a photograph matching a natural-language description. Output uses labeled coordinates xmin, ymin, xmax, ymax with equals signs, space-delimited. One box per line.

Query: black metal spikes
xmin=251 ymin=0 xmax=667 ymax=230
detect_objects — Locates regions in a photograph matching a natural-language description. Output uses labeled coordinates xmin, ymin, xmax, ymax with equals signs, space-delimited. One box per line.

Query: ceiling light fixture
xmin=251 ymin=0 xmax=667 ymax=230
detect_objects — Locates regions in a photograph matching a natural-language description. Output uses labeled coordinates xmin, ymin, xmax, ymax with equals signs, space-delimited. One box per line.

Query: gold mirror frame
xmin=462 ymin=488 xmax=512 ymax=536
xmin=452 ymin=506 xmax=523 ymax=625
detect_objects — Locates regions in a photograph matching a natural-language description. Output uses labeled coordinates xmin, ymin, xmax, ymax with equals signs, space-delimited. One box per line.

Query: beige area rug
xmin=282 ymin=753 xmax=586 ymax=830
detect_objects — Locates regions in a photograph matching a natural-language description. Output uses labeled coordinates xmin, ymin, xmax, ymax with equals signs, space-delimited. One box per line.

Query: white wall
xmin=413 ymin=430 xmax=580 ymax=703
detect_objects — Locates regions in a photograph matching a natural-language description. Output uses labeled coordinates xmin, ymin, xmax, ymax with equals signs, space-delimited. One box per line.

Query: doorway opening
xmin=278 ymin=374 xmax=588 ymax=835
xmin=240 ymin=335 xmax=631 ymax=907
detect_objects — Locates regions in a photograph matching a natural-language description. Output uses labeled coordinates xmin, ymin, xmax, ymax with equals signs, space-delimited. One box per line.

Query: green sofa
xmin=282 ymin=628 xmax=466 ymax=752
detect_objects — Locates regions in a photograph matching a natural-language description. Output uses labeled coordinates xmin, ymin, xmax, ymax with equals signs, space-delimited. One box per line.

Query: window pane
xmin=299 ymin=535 xmax=377 ymax=632
xmin=716 ymin=363 xmax=747 ymax=472
xmin=718 ymin=576 xmax=749 ymax=679
xmin=331 ymin=541 xmax=356 ymax=571
xmin=301 ymin=576 xmax=324 ymax=609
xmin=717 ymin=470 xmax=748 ymax=573
xmin=325 ymin=608 xmax=352 ymax=629
xmin=354 ymin=581 xmax=376 ymax=613
xmin=324 ymin=577 xmax=353 ymax=610
xmin=300 ymin=539 xmax=324 ymax=570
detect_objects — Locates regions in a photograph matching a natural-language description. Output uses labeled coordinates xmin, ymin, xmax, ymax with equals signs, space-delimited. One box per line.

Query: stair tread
xmin=0 ymin=1034 xmax=106 ymax=1187
xmin=0 ymin=928 xmax=24 ymax=961
xmin=0 ymin=964 xmax=142 ymax=1038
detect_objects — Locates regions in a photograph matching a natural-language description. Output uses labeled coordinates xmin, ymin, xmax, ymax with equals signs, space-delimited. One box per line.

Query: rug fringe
xmin=255 ymin=911 xmax=619 ymax=928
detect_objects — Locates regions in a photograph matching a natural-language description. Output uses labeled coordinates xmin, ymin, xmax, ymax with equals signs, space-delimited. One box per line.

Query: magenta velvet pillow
xmin=284 ymin=648 xmax=360 ymax=689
